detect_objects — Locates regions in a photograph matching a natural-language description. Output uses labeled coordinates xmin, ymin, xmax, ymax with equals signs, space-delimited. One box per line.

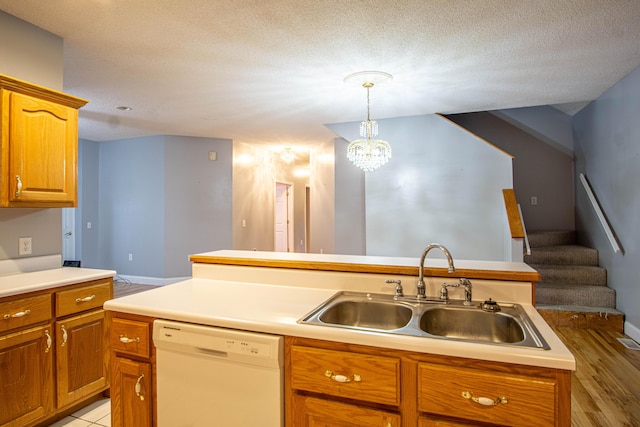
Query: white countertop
xmin=193 ymin=250 xmax=540 ymax=273
xmin=0 ymin=267 xmax=117 ymax=298
xmin=104 ymin=278 xmax=576 ymax=371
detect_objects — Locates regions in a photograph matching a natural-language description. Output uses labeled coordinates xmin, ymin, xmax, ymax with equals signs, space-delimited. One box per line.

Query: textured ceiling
xmin=1 ymin=1 xmax=639 ymax=148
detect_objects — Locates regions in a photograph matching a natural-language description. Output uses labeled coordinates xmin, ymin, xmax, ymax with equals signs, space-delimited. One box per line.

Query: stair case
xmin=525 ymin=230 xmax=624 ymax=332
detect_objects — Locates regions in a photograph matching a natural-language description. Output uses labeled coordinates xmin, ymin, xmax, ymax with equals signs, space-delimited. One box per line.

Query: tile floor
xmin=48 ymin=398 xmax=111 ymax=427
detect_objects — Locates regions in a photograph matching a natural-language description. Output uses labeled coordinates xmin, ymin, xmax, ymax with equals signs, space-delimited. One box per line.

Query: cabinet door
xmin=0 ymin=325 xmax=54 ymax=427
xmin=292 ymin=395 xmax=400 ymax=427
xmin=7 ymin=91 xmax=77 ymax=206
xmin=112 ymin=357 xmax=152 ymax=427
xmin=56 ymin=310 xmax=109 ymax=408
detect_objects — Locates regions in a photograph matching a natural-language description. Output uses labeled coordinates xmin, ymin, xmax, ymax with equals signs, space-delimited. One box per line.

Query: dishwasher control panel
xmin=153 ymin=319 xmax=284 ymax=367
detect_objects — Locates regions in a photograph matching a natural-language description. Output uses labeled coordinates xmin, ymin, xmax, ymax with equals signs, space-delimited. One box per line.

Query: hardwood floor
xmin=111 ymin=283 xmax=639 ymax=426
xmin=113 ymin=280 xmax=158 ymax=298
xmin=553 ymin=327 xmax=640 ymax=426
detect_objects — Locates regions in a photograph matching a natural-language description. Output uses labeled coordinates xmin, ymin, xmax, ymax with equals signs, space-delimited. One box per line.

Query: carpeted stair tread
xmin=525 ymin=245 xmax=598 ymax=266
xmin=536 ymin=283 xmax=616 ymax=308
xmin=529 ymin=264 xmax=607 ymax=286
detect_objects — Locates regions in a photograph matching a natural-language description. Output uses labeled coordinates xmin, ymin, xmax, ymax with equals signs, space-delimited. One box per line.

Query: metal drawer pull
xmin=462 ymin=391 xmax=508 ymax=406
xmin=3 ymin=309 xmax=31 ymax=319
xmin=135 ymin=373 xmax=145 ymax=401
xmin=15 ymin=175 xmax=22 ymax=197
xmin=61 ymin=325 xmax=68 ymax=347
xmin=44 ymin=329 xmax=52 ymax=353
xmin=325 ymin=370 xmax=362 ymax=383
xmin=119 ymin=334 xmax=141 ymax=344
xmin=75 ymin=294 xmax=96 ymax=303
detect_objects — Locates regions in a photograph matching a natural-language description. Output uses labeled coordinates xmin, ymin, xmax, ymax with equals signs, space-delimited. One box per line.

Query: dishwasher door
xmin=153 ymin=319 xmax=284 ymax=427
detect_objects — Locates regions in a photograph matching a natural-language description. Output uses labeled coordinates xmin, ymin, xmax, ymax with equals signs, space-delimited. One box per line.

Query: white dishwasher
xmin=153 ymin=319 xmax=284 ymax=427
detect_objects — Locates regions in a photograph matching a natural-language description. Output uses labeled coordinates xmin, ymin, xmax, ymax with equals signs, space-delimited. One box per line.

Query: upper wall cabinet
xmin=0 ymin=74 xmax=88 ymax=208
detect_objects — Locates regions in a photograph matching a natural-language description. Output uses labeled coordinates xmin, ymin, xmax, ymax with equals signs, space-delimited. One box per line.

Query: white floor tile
xmin=47 ymin=416 xmax=92 ymax=427
xmin=95 ymin=413 xmax=112 ymax=427
xmin=70 ymin=398 xmax=111 ymax=422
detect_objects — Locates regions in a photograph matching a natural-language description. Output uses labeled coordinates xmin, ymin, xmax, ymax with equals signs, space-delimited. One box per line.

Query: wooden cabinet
xmin=286 ymin=337 xmax=571 ymax=427
xmin=290 ymin=345 xmax=400 ymax=406
xmin=112 ymin=357 xmax=153 ymax=427
xmin=53 ymin=279 xmax=111 ymax=410
xmin=0 ymin=324 xmax=54 ymax=427
xmin=0 ymin=277 xmax=112 ymax=427
xmin=110 ymin=314 xmax=155 ymax=427
xmin=417 ymin=362 xmax=557 ymax=427
xmin=293 ymin=394 xmax=401 ymax=427
xmin=0 ymin=74 xmax=87 ymax=208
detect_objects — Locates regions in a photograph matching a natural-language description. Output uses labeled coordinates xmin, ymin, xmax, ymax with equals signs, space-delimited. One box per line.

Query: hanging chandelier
xmin=345 ymin=72 xmax=392 ymax=172
xmin=280 ymin=147 xmax=295 ymax=163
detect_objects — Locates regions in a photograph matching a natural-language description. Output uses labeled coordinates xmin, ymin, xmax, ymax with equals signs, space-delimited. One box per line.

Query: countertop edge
xmin=0 ymin=268 xmax=117 ymax=298
xmin=104 ymin=279 xmax=575 ymax=371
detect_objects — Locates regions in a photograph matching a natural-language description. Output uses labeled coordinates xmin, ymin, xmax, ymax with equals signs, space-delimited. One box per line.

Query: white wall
xmin=328 ymin=114 xmax=513 ymax=261
xmin=309 ymin=140 xmax=336 ymax=254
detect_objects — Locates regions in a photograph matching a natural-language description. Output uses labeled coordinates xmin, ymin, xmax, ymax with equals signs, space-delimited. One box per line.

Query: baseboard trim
xmin=624 ymin=320 xmax=640 ymax=343
xmin=114 ymin=274 xmax=190 ymax=286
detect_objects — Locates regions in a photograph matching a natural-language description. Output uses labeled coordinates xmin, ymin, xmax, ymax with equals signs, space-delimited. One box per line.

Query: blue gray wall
xmin=447 ymin=111 xmax=575 ymax=232
xmin=78 ymin=135 xmax=232 ymax=282
xmin=328 ymin=114 xmax=514 ymax=261
xmin=0 ymin=11 xmax=64 ymax=262
xmin=573 ymin=66 xmax=640 ymax=336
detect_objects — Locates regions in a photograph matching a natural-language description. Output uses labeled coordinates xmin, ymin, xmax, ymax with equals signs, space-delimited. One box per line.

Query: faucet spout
xmin=417 ymin=243 xmax=455 ymax=299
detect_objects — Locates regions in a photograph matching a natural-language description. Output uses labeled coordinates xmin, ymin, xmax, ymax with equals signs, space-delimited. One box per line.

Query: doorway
xmin=62 ymin=208 xmax=76 ymax=261
xmin=275 ymin=182 xmax=293 ymax=252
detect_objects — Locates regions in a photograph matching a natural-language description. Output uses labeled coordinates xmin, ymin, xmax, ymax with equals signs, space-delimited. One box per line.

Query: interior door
xmin=275 ymin=182 xmax=292 ymax=252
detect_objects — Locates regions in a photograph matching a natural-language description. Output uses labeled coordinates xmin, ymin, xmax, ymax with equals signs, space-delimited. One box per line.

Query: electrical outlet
xmin=531 ymin=196 xmax=538 ymax=206
xmin=19 ymin=237 xmax=32 ymax=255
xmin=128 ymin=253 xmax=133 ymax=261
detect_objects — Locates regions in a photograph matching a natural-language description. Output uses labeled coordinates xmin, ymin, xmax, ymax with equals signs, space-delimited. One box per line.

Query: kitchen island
xmin=105 ymin=250 xmax=574 ymax=427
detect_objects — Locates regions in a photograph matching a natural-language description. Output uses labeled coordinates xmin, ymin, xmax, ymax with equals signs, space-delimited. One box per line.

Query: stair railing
xmin=517 ymin=203 xmax=531 ymax=256
xmin=579 ymin=173 xmax=621 ymax=254
xmin=502 ymin=189 xmax=528 ymax=260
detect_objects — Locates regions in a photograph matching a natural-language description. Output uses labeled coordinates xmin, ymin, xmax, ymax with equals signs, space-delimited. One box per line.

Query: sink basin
xmin=319 ymin=300 xmax=412 ymax=330
xmin=299 ymin=291 xmax=549 ymax=350
xmin=419 ymin=307 xmax=525 ymax=343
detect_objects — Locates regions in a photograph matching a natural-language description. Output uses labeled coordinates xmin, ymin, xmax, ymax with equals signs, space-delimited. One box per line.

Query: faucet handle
xmin=385 ymin=279 xmax=404 ymax=298
xmin=440 ymin=282 xmax=459 ymax=301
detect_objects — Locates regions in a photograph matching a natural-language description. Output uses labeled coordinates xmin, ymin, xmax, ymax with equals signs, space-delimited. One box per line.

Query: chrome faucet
xmin=417 ymin=243 xmax=455 ymax=299
xmin=460 ymin=278 xmax=473 ymax=305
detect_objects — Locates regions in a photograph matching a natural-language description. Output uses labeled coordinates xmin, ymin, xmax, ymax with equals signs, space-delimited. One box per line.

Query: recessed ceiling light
xmin=116 ymin=106 xmax=132 ymax=111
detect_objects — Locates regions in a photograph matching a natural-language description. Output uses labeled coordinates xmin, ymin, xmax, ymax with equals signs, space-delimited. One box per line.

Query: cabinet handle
xmin=15 ymin=175 xmax=22 ymax=197
xmin=119 ymin=334 xmax=141 ymax=344
xmin=462 ymin=391 xmax=508 ymax=406
xmin=3 ymin=309 xmax=31 ymax=319
xmin=325 ymin=370 xmax=361 ymax=383
xmin=61 ymin=324 xmax=68 ymax=347
xmin=44 ymin=329 xmax=52 ymax=353
xmin=135 ymin=372 xmax=145 ymax=401
xmin=75 ymin=294 xmax=96 ymax=303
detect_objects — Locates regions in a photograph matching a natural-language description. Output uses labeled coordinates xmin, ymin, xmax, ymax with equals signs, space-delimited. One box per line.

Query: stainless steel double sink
xmin=299 ymin=291 xmax=549 ymax=350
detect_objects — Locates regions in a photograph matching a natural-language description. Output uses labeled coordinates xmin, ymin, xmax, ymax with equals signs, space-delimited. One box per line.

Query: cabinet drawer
xmin=111 ymin=318 xmax=151 ymax=358
xmin=418 ymin=363 xmax=557 ymax=427
xmin=290 ymin=345 xmax=400 ymax=406
xmin=56 ymin=280 xmax=112 ymax=317
xmin=0 ymin=294 xmax=51 ymax=333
